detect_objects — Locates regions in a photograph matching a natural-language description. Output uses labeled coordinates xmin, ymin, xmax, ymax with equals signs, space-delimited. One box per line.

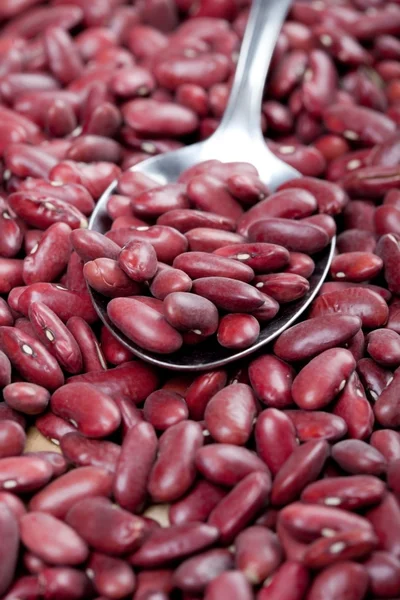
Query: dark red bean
xmin=185 ymin=227 xmax=246 ymax=253
xmin=66 ymin=497 xmax=146 ymax=555
xmin=271 ymin=440 xmax=330 ymax=506
xmin=130 ymin=522 xmax=219 ymax=568
xmin=67 ymin=317 xmax=107 ymax=373
xmin=257 ymin=561 xmax=310 ymax=600
xmin=84 ymin=258 xmax=142 ymax=298
xmin=107 ymin=225 xmax=188 ymax=264
xmin=374 ymin=371 xmax=400 ymax=428
xmin=60 ymin=432 xmax=120 ymax=473
xmin=122 ymin=99 xmax=198 ymax=137
xmin=217 ymin=314 xmax=260 ymax=349
xmin=376 ymin=233 xmax=400 ymax=296
xmin=310 ymin=288 xmax=389 ymax=329
xmin=367 ymin=492 xmax=400 ymax=558
xmin=158 ymin=208 xmax=235 ymax=233
xmin=249 ymin=217 xmax=329 ymax=254
xmin=235 ymin=526 xmax=282 ymax=584
xmin=0 ymin=420 xmax=25 ymax=458
xmin=306 ymin=561 xmax=369 ymax=600
xmin=255 ymin=409 xmax=298 ymax=477
xmin=173 ymin=549 xmax=233 ymax=594
xmin=113 ymin=422 xmax=157 ymax=513
xmin=150 ymin=267 xmax=192 ymax=300
xmin=285 ymin=410 xmax=347 ymax=443
xmin=29 ymin=466 xmax=113 ymax=518
xmin=119 ymin=241 xmax=158 ymax=282
xmin=301 ymin=475 xmax=385 ymax=510
xmin=40 ymin=567 xmax=92 ymax=600
xmin=148 ymin=420 xmax=203 ymax=503
xmin=143 ymin=390 xmax=188 ymax=431
xmin=249 ymin=355 xmax=294 ymax=408
xmin=370 ymin=429 xmax=400 ymax=464
xmin=208 ymin=471 xmax=271 ymax=544
xmin=169 ymin=480 xmax=226 ymax=526
xmin=254 ymin=273 xmax=309 ymax=303
xmin=331 ymin=440 xmax=387 ymax=475
xmin=192 ymin=277 xmax=264 ymax=312
xmin=87 ymin=552 xmax=135 ymax=600
xmin=185 ymin=370 xmax=227 ymax=421
xmin=333 ymin=371 xmax=374 ymax=440
xmin=204 ymin=383 xmax=256 ymax=446
xmin=323 ymin=103 xmax=396 ymax=145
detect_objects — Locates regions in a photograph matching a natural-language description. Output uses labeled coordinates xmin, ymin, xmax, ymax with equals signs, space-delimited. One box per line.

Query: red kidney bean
xmin=235 ymin=526 xmax=282 ymax=584
xmin=0 ymin=403 xmax=24 ymax=429
xmin=217 ymin=313 xmax=260 ymax=349
xmin=366 ymin=328 xmax=400 ymax=367
xmin=169 ymin=479 xmax=227 ymax=526
xmin=374 ymin=371 xmax=400 ymax=428
xmin=303 ymin=527 xmax=378 ymax=569
xmin=17 ymin=282 xmax=97 ymax=323
xmin=192 ymin=277 xmax=264 ymax=313
xmin=375 ymin=205 xmax=400 ymax=237
xmin=130 ymin=522 xmax=219 ymax=568
xmin=60 ymin=432 xmax=120 ymax=473
xmin=68 ymin=361 xmax=158 ymax=404
xmin=143 ymin=390 xmax=188 ymax=430
xmin=324 ymin=103 xmax=396 ymax=145
xmin=0 ymin=503 xmax=19 ymax=595
xmin=208 ymin=471 xmax=271 ymax=545
xmin=342 ymin=164 xmax=400 ymax=199
xmin=331 ymin=440 xmax=387 ymax=475
xmin=255 ymin=409 xmax=298 ymax=476
xmin=291 ymin=348 xmax=355 ymax=410
xmin=36 ymin=412 xmax=77 ymax=445
xmin=2 ymin=380 xmax=49 ymax=417
xmin=271 ymin=440 xmax=330 ymax=506
xmin=173 ymin=548 xmax=233 ymax=594
xmin=343 ymin=199 xmax=376 ymax=232
xmin=336 ymin=229 xmax=377 ymax=254
xmin=23 ymin=222 xmax=71 ymax=285
xmin=204 ymin=383 xmax=256 ymax=446
xmin=388 ymin=458 xmax=400 ymax=499
xmin=158 ymin=208 xmax=236 ymax=233
xmin=108 ymin=225 xmax=188 ymax=264
xmin=249 ymin=217 xmax=329 ymax=255
xmin=107 ymin=297 xmax=182 ymax=354
xmin=25 ymin=451 xmax=67 ymax=478
xmin=40 ymin=567 xmax=92 ymax=600
xmin=87 ymin=552 xmax=135 ymax=600
xmin=1 ymin=575 xmax=41 ymax=600
xmin=215 ymin=243 xmax=290 ymax=274
xmin=306 ymin=561 xmax=369 ymax=600
xmin=367 ymin=492 xmax=400 ymax=558
xmin=257 ymin=561 xmax=310 ymax=600
xmin=310 ymin=287 xmax=389 ymax=329
xmin=84 ymin=258 xmax=142 ymax=298
xmin=0 ymin=420 xmax=25 ymax=458
xmin=112 ymin=397 xmax=143 ymax=436
xmin=370 ymin=429 xmax=400 ymax=464
xmin=113 ymin=422 xmax=157 ymax=513
xmin=0 ymin=198 xmax=24 ymax=259
xmin=330 ymin=251 xmax=383 ymax=283
xmin=0 ymin=258 xmax=24 ymax=294
xmin=67 ymin=317 xmax=107 ymax=372
xmin=29 ymin=466 xmax=113 ymax=518
xmin=301 ymin=49 xmax=337 ymax=117
xmin=357 ymin=357 xmax=393 ymax=402
xmin=28 ymin=302 xmax=83 ymax=374
xmin=185 ymin=227 xmax=246 ymax=252
xmin=0 ymin=326 xmax=64 ymax=391
xmin=173 ymin=251 xmax=254 ymax=282
xmin=185 ymin=370 xmax=227 ymax=421
xmin=376 ymin=233 xmax=400 ymax=296
xmin=237 ymin=189 xmax=317 ymax=237
xmin=285 ymin=410 xmax=347 ymax=443
xmin=150 ymin=267 xmax=192 ymax=300
xmin=333 ymin=371 xmax=374 ymax=440
xmin=254 ymin=273 xmax=309 ymax=303
xmin=131 ymin=184 xmax=189 ymax=219
xmin=302 ymin=475 xmax=385 ymax=511
xmin=226 ymin=173 xmax=269 ymax=206
xmin=122 ymin=99 xmax=198 ymax=137
xmin=118 ymin=241 xmax=158 ymax=283
xmin=8 ymin=190 xmax=87 ymax=230
xmin=195 ymin=443 xmax=270 ymax=488
xmin=249 ymin=355 xmax=294 ymax=408
xmin=186 ymin=175 xmax=243 ymax=222
xmin=20 ymin=511 xmax=88 ymax=566
xmin=148 ymin=420 xmax=203 ymax=503
xmin=133 ymin=569 xmax=173 ymax=600
xmin=269 ymin=49 xmax=308 ymax=99
xmin=51 ymin=382 xmax=120 ymax=438
xmin=100 ymin=325 xmax=132 ymax=366
xmin=0 ymin=455 xmax=53 ymax=493
xmin=0 ymin=491 xmax=26 ymax=519
xmin=66 ymin=497 xmax=146 ymax=555
xmin=364 ymin=551 xmax=400 ymax=598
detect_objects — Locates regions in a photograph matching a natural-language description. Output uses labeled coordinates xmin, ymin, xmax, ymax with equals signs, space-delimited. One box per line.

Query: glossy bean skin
xmin=331 ymin=440 xmax=387 ymax=475
xmin=214 ymin=243 xmax=289 ymax=274
xmin=129 ymin=523 xmax=219 ymax=568
xmin=23 ymin=222 xmax=71 ymax=284
xmin=364 ymin=551 xmax=400 ymax=599
xmin=310 ymin=288 xmax=389 ymax=329
xmin=3 ymin=381 xmax=49 ymax=416
xmin=71 ymin=229 xmax=121 ymax=262
xmin=204 ymin=570 xmax=253 ymax=600
xmin=255 ymin=409 xmax=298 ymax=476
xmin=158 ymin=208 xmax=236 ymax=233
xmin=249 ymin=355 xmax=294 ymax=408
xmin=173 ymin=549 xmax=234 ymax=594
xmin=208 ymin=471 xmax=271 ymax=545
xmin=51 ymin=383 xmax=120 ymax=438
xmin=186 ymin=175 xmax=243 ymax=222
xmin=148 ymin=420 xmax=203 ymax=503
xmin=278 ymin=177 xmax=348 ymax=216
xmin=235 ymin=526 xmax=282 ymax=584
xmin=87 ymin=552 xmax=135 ymax=600
xmin=306 ymin=561 xmax=369 ymax=600
xmin=195 ymin=444 xmax=270 ymax=488
xmin=0 ymin=326 xmax=64 ymax=391
xmin=204 ymin=383 xmax=257 ymax=446
xmin=217 ymin=314 xmax=260 ymax=349
xmin=20 ymin=511 xmax=89 ymax=566
xmin=67 ymin=317 xmax=107 ymax=373
xmin=285 ymin=410 xmax=348 ymax=442
xmin=0 ymin=503 xmax=19 ymax=596
xmin=144 ymin=390 xmax=188 ymax=430
xmin=107 ymin=225 xmax=188 ymax=265
xmin=66 ymin=497 xmax=146 ymax=555
xmin=366 ymin=328 xmax=400 ymax=367
xmin=163 ymin=292 xmax=218 ymax=338
xmin=29 ymin=466 xmax=113 ymax=518
xmin=169 ymin=480 xmax=227 ymax=526
xmin=150 ymin=267 xmax=192 ymax=300
xmin=302 ymin=475 xmax=385 ymax=511
xmin=376 ymin=233 xmax=400 ymax=295
xmin=113 ymin=422 xmax=158 ymax=513
xmin=192 ymin=277 xmax=264 ymax=312
xmin=60 ymin=432 xmax=120 ymax=473
xmin=119 ymin=240 xmax=158 ymax=282
xmin=108 ymin=297 xmax=183 ymax=354
xmin=84 ymin=258 xmax=142 ymax=298
xmin=8 ymin=191 xmax=87 ymax=230
xmin=185 ymin=227 xmax=246 ymax=253
xmin=185 ymin=370 xmax=227 ymax=421
xmin=248 ymin=218 xmax=329 ymax=255
xmin=292 ymin=348 xmax=356 ymax=410
xmin=331 ymin=252 xmax=383 ymax=283
xmin=0 ymin=420 xmax=25 ymax=458
xmin=256 ymin=561 xmax=310 ymax=600
xmin=173 ymin=251 xmax=254 ymax=282
xmin=323 ymin=103 xmax=396 ymax=145
xmin=271 ymin=440 xmax=330 ymax=506
xmin=254 ymin=273 xmax=309 ymax=303
xmin=28 ymin=302 xmax=83 ymax=374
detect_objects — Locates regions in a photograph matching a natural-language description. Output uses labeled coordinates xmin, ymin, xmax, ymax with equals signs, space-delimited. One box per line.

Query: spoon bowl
xmin=88 ymin=0 xmax=336 ymax=371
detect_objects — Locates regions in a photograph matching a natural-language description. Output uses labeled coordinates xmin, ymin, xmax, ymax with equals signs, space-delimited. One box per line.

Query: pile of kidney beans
xmin=1 ymin=0 xmax=400 ymax=598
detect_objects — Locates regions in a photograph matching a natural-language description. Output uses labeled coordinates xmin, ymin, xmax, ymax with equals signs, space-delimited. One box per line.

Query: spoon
xmin=88 ymin=0 xmax=336 ymax=371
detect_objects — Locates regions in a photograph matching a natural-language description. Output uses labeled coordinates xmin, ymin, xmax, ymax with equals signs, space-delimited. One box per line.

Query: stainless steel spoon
xmin=88 ymin=0 xmax=335 ymax=371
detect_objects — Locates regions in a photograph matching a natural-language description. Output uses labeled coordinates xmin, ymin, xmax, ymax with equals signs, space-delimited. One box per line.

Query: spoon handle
xmin=217 ymin=0 xmax=293 ymax=136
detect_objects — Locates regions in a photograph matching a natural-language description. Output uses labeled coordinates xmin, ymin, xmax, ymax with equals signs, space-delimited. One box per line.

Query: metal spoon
xmin=88 ymin=0 xmax=335 ymax=371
